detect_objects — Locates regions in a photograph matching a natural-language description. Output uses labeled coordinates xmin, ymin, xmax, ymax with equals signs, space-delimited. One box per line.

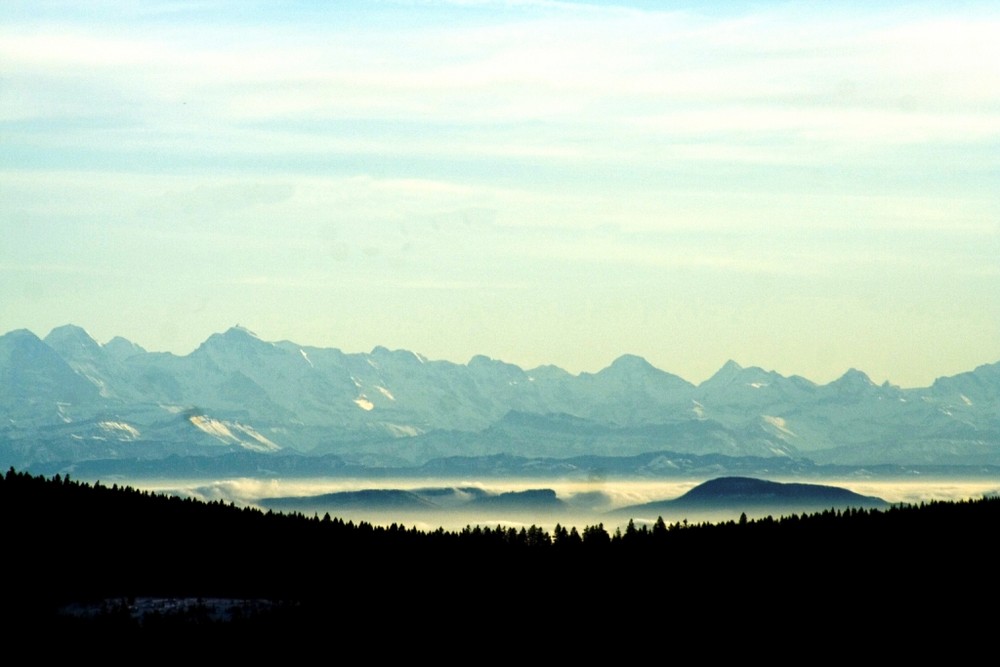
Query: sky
xmin=2 ymin=0 xmax=998 ymax=388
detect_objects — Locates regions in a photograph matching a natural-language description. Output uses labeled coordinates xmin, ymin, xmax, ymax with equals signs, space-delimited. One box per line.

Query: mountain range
xmin=2 ymin=324 xmax=999 ymax=471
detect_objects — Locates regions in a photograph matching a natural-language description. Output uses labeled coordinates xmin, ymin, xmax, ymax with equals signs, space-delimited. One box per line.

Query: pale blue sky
xmin=2 ymin=0 xmax=998 ymax=386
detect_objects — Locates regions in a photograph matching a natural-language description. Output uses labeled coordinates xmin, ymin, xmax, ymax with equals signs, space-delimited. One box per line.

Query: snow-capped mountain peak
xmin=2 ymin=324 xmax=999 ymax=469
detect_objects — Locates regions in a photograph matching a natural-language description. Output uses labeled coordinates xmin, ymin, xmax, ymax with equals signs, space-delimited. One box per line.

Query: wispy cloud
xmin=2 ymin=1 xmax=998 ymax=386
xmin=5 ymin=3 xmax=997 ymax=159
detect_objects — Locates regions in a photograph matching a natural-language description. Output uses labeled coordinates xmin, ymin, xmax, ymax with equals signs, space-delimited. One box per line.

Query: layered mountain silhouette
xmin=2 ymin=324 xmax=999 ymax=470
xmin=260 ymin=478 xmax=886 ymax=522
xmin=260 ymin=486 xmax=566 ymax=515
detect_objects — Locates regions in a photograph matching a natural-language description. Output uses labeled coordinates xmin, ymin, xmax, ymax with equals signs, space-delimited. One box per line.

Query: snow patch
xmin=99 ymin=421 xmax=140 ymax=439
xmin=230 ymin=423 xmax=281 ymax=452
xmin=376 ymin=386 xmax=396 ymax=401
xmin=749 ymin=382 xmax=768 ymax=389
xmin=960 ymin=394 xmax=973 ymax=406
xmin=81 ymin=373 xmax=114 ymax=397
xmin=299 ymin=349 xmax=314 ymax=367
xmin=187 ymin=414 xmax=281 ymax=451
xmin=384 ymin=423 xmax=421 ymax=437
xmin=189 ymin=415 xmax=237 ymax=441
xmin=762 ymin=415 xmax=796 ymax=437
xmin=691 ymin=400 xmax=706 ymax=419
xmin=644 ymin=455 xmax=680 ymax=470
xmin=354 ymin=397 xmax=374 ymax=411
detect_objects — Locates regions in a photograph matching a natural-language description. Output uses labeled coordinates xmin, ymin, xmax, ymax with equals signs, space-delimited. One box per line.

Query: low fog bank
xmin=103 ymin=476 xmax=1000 ymax=533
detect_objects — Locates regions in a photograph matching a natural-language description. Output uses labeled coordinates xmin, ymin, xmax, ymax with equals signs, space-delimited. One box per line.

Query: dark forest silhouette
xmin=4 ymin=467 xmax=998 ymax=640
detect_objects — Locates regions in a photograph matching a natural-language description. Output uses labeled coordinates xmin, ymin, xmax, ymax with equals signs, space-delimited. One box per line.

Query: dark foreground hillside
xmin=3 ymin=468 xmax=998 ymax=645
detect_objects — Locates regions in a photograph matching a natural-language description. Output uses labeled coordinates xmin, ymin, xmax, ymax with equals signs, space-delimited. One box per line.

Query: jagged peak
xmin=0 ymin=329 xmax=46 ymax=362
xmin=700 ymin=359 xmax=745 ymax=386
xmin=223 ymin=324 xmax=260 ymax=339
xmin=607 ymin=354 xmax=656 ymax=371
xmin=697 ymin=359 xmax=794 ymax=391
xmin=44 ymin=324 xmax=101 ymax=348
xmin=467 ymin=353 xmax=491 ymax=366
xmin=43 ymin=325 xmax=105 ymax=363
xmin=362 ymin=346 xmax=428 ymax=372
xmin=468 ymin=354 xmax=525 ymax=376
xmin=832 ymin=368 xmax=875 ymax=386
xmin=526 ymin=364 xmax=573 ymax=379
xmin=469 ymin=353 xmax=514 ymax=366
xmin=104 ymin=336 xmax=147 ymax=359
xmin=970 ymin=360 xmax=1000 ymax=375
xmin=932 ymin=359 xmax=1000 ymax=385
xmin=595 ymin=354 xmax=669 ymax=379
xmin=0 ymin=328 xmax=42 ymax=344
xmin=582 ymin=354 xmax=694 ymax=390
xmin=370 ymin=346 xmax=425 ymax=364
xmin=194 ymin=325 xmax=271 ymax=355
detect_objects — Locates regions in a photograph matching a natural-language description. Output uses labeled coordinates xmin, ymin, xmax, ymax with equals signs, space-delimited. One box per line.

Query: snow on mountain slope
xmin=2 ymin=324 xmax=999 ymax=467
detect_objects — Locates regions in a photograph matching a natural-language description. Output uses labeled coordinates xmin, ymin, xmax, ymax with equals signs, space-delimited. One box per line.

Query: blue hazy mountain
xmin=3 ymin=324 xmax=1000 ymax=470
xmin=616 ymin=477 xmax=889 ymax=515
xmin=260 ymin=486 xmax=566 ymax=514
xmin=262 ymin=489 xmax=441 ymax=513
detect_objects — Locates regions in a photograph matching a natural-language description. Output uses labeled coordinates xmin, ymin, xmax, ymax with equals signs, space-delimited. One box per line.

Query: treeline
xmin=4 ymin=467 xmax=998 ymax=633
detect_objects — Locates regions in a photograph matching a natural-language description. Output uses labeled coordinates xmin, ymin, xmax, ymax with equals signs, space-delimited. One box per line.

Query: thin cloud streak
xmin=4 ymin=5 xmax=997 ymax=140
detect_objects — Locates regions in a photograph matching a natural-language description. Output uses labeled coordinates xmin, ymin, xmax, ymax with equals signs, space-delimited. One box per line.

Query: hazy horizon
xmin=6 ymin=321 xmax=998 ymax=390
xmin=3 ymin=1 xmax=998 ymax=388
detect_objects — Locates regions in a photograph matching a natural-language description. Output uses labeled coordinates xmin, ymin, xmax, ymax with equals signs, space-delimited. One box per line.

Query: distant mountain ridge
xmin=260 ymin=487 xmax=566 ymax=516
xmin=261 ymin=478 xmax=886 ymax=523
xmin=2 ymin=324 xmax=999 ymax=469
xmin=616 ymin=477 xmax=889 ymax=515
